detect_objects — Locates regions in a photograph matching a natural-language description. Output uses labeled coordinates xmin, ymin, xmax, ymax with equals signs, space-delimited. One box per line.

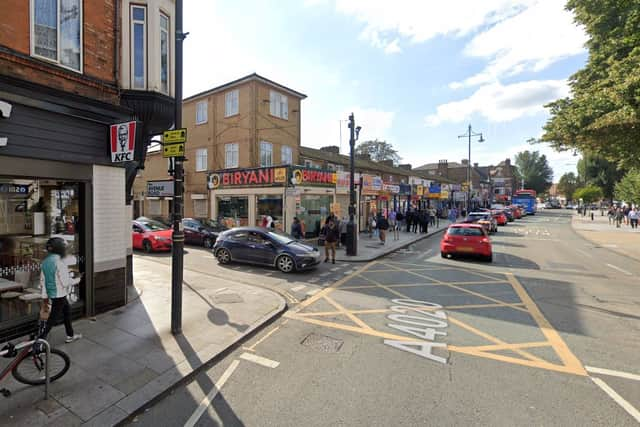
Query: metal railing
xmin=0 ymin=338 xmax=51 ymax=400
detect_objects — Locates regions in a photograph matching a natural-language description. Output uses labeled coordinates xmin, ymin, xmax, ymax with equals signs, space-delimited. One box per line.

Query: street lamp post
xmin=458 ymin=124 xmax=484 ymax=212
xmin=346 ymin=113 xmax=361 ymax=256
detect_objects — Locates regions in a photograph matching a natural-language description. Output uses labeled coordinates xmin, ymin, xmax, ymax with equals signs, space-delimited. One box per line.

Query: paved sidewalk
xmin=572 ymin=212 xmax=640 ymax=262
xmin=335 ymin=220 xmax=451 ymax=262
xmin=0 ymin=257 xmax=285 ymax=426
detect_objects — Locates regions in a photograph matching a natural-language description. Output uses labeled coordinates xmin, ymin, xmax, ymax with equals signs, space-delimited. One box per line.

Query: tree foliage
xmin=574 ymin=185 xmax=604 ymax=203
xmin=541 ymin=0 xmax=640 ymax=168
xmin=557 ymin=172 xmax=579 ymax=201
xmin=614 ymin=169 xmax=640 ymax=205
xmin=355 ymin=139 xmax=401 ymax=164
xmin=514 ymin=150 xmax=554 ymax=194
xmin=576 ymin=153 xmax=623 ymax=200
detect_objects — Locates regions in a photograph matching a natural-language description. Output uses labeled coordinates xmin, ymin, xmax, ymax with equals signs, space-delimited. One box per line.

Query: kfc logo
xmin=110 ymin=121 xmax=137 ymax=162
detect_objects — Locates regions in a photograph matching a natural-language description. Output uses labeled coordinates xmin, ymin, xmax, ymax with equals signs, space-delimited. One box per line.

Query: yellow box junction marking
xmin=285 ymin=260 xmax=587 ymax=376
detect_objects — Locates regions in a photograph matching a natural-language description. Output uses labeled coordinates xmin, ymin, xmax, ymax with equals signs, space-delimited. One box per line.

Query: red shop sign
xmin=292 ymin=167 xmax=336 ymax=186
xmin=208 ymin=167 xmax=288 ymax=189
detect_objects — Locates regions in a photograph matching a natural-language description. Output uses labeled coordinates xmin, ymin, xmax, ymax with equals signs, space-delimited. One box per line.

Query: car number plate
xmin=458 ymin=246 xmax=474 ymax=252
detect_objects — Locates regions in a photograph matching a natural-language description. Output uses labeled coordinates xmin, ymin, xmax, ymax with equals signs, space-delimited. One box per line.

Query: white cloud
xmin=425 ymin=79 xmax=569 ymax=126
xmin=451 ymin=0 xmax=587 ymax=88
xmin=384 ymin=39 xmax=402 ymax=54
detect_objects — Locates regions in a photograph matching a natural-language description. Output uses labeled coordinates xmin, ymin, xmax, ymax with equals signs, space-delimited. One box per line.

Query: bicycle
xmin=0 ymin=334 xmax=70 ymax=397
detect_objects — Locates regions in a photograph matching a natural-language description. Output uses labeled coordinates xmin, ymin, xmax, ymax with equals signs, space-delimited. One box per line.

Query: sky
xmin=183 ymin=0 xmax=588 ymax=180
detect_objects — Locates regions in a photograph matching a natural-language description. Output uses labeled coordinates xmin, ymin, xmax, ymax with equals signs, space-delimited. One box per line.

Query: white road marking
xmin=306 ymin=289 xmax=320 ymax=296
xmin=240 ymin=352 xmax=280 ymax=368
xmin=320 ymin=272 xmax=331 ymax=277
xmin=184 ymin=359 xmax=240 ymax=427
xmin=591 ymin=377 xmax=640 ymax=423
xmin=575 ymin=248 xmax=592 ymax=258
xmin=291 ymin=285 xmax=306 ymax=292
xmin=605 ymin=263 xmax=633 ymax=276
xmin=330 ymin=267 xmax=339 ymax=272
xmin=586 ymin=366 xmax=640 ymax=382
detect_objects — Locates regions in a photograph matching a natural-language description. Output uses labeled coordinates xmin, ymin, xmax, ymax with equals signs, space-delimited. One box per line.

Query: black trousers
xmin=45 ymin=297 xmax=74 ymax=337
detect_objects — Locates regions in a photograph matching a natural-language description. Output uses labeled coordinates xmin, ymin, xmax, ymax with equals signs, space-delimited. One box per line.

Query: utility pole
xmin=458 ymin=124 xmax=484 ymax=212
xmin=171 ymin=0 xmax=187 ymax=335
xmin=346 ymin=113 xmax=361 ymax=256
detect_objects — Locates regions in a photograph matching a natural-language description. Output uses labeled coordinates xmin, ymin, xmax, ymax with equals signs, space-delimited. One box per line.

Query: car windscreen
xmin=139 ymin=220 xmax=169 ymax=231
xmin=467 ymin=214 xmax=488 ymax=220
xmin=266 ymin=230 xmax=295 ymax=245
xmin=448 ymin=227 xmax=484 ymax=236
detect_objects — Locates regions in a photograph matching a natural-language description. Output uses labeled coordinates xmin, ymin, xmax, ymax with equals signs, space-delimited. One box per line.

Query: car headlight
xmin=300 ymin=252 xmax=319 ymax=257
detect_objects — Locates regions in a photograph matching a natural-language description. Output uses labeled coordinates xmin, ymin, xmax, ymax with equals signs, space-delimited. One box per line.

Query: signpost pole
xmin=346 ymin=113 xmax=361 ymax=256
xmin=171 ymin=0 xmax=186 ymax=335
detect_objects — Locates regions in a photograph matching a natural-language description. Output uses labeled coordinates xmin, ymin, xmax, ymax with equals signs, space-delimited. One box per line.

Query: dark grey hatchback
xmin=212 ymin=227 xmax=321 ymax=273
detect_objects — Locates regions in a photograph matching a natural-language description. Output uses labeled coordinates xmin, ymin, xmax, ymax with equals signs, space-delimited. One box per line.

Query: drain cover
xmin=211 ymin=293 xmax=244 ymax=304
xmin=301 ymin=333 xmax=344 ymax=353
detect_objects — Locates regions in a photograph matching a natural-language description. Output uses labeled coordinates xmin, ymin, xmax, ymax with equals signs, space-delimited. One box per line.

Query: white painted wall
xmin=93 ymin=165 xmax=127 ymax=271
xmin=120 ymin=0 xmax=176 ymax=96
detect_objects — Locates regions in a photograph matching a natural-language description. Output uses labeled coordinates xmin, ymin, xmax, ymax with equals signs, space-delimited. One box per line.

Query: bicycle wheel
xmin=12 ymin=348 xmax=70 ymax=385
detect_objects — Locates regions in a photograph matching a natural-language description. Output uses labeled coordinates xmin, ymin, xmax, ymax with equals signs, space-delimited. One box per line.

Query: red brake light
xmin=481 ymin=238 xmax=490 ymax=244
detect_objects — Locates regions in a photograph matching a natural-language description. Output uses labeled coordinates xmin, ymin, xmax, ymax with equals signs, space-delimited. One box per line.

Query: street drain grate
xmin=301 ymin=333 xmax=344 ymax=353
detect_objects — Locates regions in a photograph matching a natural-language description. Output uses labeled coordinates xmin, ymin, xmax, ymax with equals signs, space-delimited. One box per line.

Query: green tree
xmin=557 ymin=172 xmax=579 ymax=201
xmin=355 ymin=139 xmax=401 ymax=164
xmin=514 ymin=150 xmax=554 ymax=194
xmin=541 ymin=0 xmax=640 ymax=168
xmin=574 ymin=185 xmax=604 ymax=204
xmin=614 ymin=169 xmax=640 ymax=205
xmin=576 ymin=153 xmax=623 ymax=200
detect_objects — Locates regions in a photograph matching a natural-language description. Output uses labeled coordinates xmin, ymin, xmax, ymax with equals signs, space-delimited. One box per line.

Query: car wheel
xmin=142 ymin=240 xmax=152 ymax=253
xmin=441 ymin=251 xmax=446 ymax=258
xmin=276 ymin=255 xmax=295 ymax=273
xmin=485 ymin=254 xmax=493 ymax=263
xmin=203 ymin=237 xmax=214 ymax=249
xmin=216 ymin=248 xmax=231 ymax=264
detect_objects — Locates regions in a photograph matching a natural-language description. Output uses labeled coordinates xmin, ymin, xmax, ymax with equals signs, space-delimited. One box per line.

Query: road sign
xmin=163 ymin=128 xmax=187 ymax=143
xmin=163 ymin=142 xmax=185 ymax=158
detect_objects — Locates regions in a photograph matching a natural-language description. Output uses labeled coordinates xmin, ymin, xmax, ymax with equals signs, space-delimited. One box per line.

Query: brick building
xmin=0 ymin=0 xmax=175 ymax=339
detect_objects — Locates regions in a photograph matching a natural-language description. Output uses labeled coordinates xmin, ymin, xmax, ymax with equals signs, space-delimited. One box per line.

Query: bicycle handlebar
xmin=0 ymin=339 xmax=38 ymax=357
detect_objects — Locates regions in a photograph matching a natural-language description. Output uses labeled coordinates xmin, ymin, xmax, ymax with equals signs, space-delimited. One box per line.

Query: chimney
xmin=461 ymin=159 xmax=469 ymax=165
xmin=398 ymin=164 xmax=412 ymax=170
xmin=505 ymin=158 xmax=511 ymax=166
xmin=437 ymin=159 xmax=448 ymax=178
xmin=355 ymin=153 xmax=371 ymax=161
xmin=320 ymin=146 xmax=340 ymax=154
xmin=379 ymin=160 xmax=394 ymax=168
xmin=473 ymin=162 xmax=478 ymax=168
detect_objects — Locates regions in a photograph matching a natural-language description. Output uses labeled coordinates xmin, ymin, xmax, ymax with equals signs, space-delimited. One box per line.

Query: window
xmin=160 ymin=13 xmax=169 ymax=94
xmin=193 ymin=200 xmax=208 ymax=218
xmin=225 ymin=89 xmax=239 ymax=117
xmin=195 ymin=148 xmax=208 ymax=172
xmin=269 ymin=90 xmax=288 ymax=119
xmin=31 ymin=0 xmax=82 ymax=71
xmin=335 ymin=165 xmax=344 ymax=172
xmin=225 ymin=143 xmax=239 ymax=169
xmin=148 ymin=200 xmax=161 ymax=216
xmin=281 ymin=146 xmax=292 ymax=165
xmin=260 ymin=141 xmax=273 ymax=167
xmin=196 ymin=100 xmax=208 ymax=124
xmin=130 ymin=5 xmax=147 ymax=88
xmin=304 ymin=159 xmax=312 ymax=168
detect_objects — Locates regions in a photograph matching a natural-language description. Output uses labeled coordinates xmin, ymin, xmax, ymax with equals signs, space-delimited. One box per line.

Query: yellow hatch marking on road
xmin=506 ymin=273 xmax=587 ymax=376
xmin=294 ymin=303 xmax=527 ymax=318
xmin=340 ymin=280 xmax=508 ymax=290
xmin=459 ymin=341 xmax=551 ymax=352
xmin=324 ymin=295 xmax=373 ymax=330
xmin=292 ymin=315 xmax=416 ymax=342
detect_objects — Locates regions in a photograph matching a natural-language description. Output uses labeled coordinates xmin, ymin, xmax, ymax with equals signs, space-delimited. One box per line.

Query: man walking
xmin=323 ymin=220 xmax=339 ymax=264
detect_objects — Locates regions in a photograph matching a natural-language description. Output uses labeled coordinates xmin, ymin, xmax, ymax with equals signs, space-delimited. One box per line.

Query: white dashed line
xmin=586 ymin=366 xmax=640 ymax=382
xmin=291 ymin=285 xmax=306 ymax=292
xmin=240 ymin=352 xmax=280 ymax=368
xmin=319 ymin=272 xmax=331 ymax=277
xmin=591 ymin=377 xmax=640 ymax=423
xmin=605 ymin=263 xmax=633 ymax=276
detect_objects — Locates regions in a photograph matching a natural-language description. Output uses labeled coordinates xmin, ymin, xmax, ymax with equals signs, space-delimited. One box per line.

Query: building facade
xmin=0 ymin=0 xmax=174 ymax=340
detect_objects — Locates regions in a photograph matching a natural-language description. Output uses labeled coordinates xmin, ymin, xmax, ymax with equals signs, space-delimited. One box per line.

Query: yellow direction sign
xmin=163 ymin=142 xmax=185 ymax=158
xmin=163 ymin=128 xmax=187 ymax=144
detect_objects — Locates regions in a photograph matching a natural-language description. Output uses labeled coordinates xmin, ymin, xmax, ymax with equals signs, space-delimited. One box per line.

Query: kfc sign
xmin=110 ymin=121 xmax=136 ymax=162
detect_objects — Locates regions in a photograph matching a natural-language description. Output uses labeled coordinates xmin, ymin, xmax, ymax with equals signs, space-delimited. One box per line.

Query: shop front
xmin=360 ymin=174 xmax=383 ymax=230
xmin=145 ymin=180 xmax=174 ymax=223
xmin=291 ymin=167 xmax=336 ymax=238
xmin=208 ymin=166 xmax=288 ymax=230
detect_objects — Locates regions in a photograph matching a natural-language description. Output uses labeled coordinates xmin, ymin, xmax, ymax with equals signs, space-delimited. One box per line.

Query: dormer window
xmin=31 ymin=0 xmax=82 ymax=72
xmin=131 ymin=5 xmax=146 ymax=89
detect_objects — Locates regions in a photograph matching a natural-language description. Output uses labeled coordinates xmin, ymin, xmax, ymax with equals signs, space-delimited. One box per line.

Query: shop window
xmin=260 ymin=141 xmax=273 ymax=167
xmin=217 ymin=196 xmax=248 ymax=227
xmin=193 ymin=199 xmax=208 ymax=218
xmin=256 ymin=195 xmax=283 ymax=230
xmin=148 ymin=200 xmax=162 ymax=216
xmin=0 ymin=179 xmax=84 ymax=331
xmin=196 ymin=148 xmax=208 ymax=172
xmin=225 ymin=89 xmax=239 ymax=117
xmin=31 ymin=0 xmax=82 ymax=72
xmin=297 ymin=194 xmax=333 ymax=237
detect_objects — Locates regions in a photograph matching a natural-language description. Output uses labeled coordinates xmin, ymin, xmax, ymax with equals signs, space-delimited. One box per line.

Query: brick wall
xmin=0 ymin=0 xmax=119 ymax=104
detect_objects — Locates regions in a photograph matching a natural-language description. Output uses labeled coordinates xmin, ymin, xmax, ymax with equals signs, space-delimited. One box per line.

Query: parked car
xmin=502 ymin=207 xmax=515 ymax=222
xmin=213 ymin=227 xmax=321 ymax=273
xmin=440 ymin=223 xmax=492 ymax=262
xmin=183 ymin=218 xmax=228 ymax=248
xmin=464 ymin=212 xmax=497 ymax=233
xmin=510 ymin=205 xmax=523 ymax=219
xmin=132 ymin=219 xmax=172 ymax=253
xmin=492 ymin=210 xmax=508 ymax=226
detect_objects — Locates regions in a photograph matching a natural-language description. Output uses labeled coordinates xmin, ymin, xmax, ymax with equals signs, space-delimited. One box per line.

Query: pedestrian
xmin=412 ymin=210 xmax=419 ymax=233
xmin=377 ymin=213 xmax=389 ymax=244
xmin=322 ymin=220 xmax=339 ymax=264
xmin=608 ymin=207 xmax=615 ymax=225
xmin=628 ymin=207 xmax=638 ymax=229
xmin=406 ymin=209 xmax=413 ymax=233
xmin=616 ymin=208 xmax=624 ymax=228
xmin=40 ymin=237 xmax=82 ymax=343
xmin=291 ymin=217 xmax=303 ymax=239
xmin=396 ymin=210 xmax=404 ymax=232
xmin=388 ymin=210 xmax=399 ymax=241
xmin=436 ymin=207 xmax=442 ymax=227
xmin=368 ymin=213 xmax=377 ymax=238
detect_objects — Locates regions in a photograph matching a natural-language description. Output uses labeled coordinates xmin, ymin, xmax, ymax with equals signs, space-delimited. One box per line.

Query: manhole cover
xmin=301 ymin=333 xmax=343 ymax=353
xmin=211 ymin=293 xmax=244 ymax=304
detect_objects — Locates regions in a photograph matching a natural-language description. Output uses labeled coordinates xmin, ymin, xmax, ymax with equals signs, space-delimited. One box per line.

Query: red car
xmin=510 ymin=205 xmax=523 ymax=219
xmin=132 ymin=219 xmax=173 ymax=252
xmin=440 ymin=223 xmax=492 ymax=262
xmin=492 ymin=210 xmax=508 ymax=226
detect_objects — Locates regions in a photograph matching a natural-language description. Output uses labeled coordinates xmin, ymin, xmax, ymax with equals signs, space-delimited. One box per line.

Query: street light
xmin=458 ymin=124 xmax=484 ymax=212
xmin=346 ymin=113 xmax=361 ymax=256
